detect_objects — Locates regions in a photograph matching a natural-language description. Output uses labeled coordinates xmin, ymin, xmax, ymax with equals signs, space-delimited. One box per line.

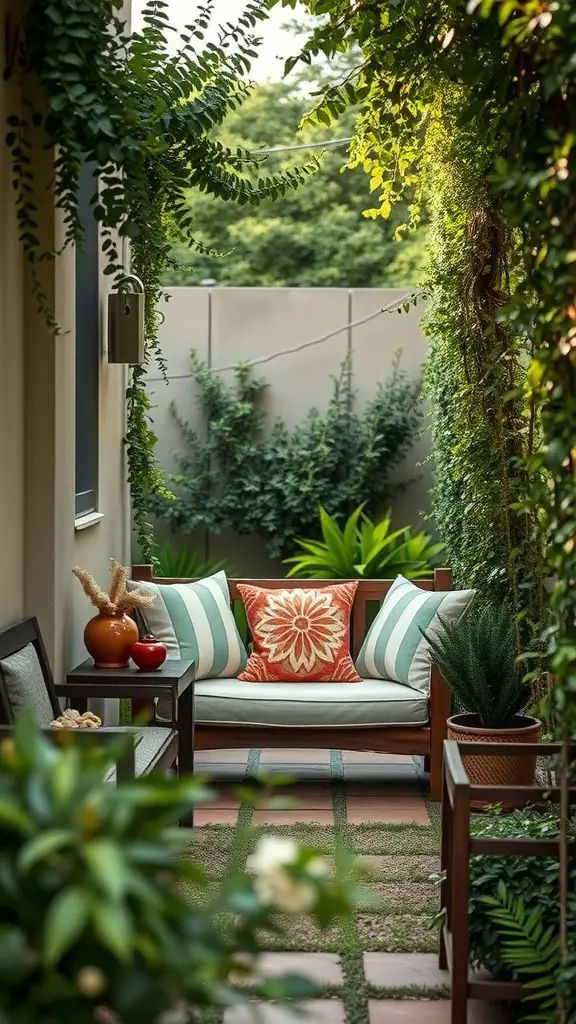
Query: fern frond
xmin=482 ymin=884 xmax=560 ymax=1020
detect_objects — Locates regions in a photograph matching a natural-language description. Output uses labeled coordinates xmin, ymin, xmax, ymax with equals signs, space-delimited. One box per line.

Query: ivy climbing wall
xmin=145 ymin=287 xmax=431 ymax=576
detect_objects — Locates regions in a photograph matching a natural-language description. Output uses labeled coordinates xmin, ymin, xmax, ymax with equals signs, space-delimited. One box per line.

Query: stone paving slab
xmin=369 ymin=999 xmax=508 ymax=1022
xmin=225 ymin=1001 xmax=346 ymax=1024
xmin=364 ymin=953 xmax=448 ymax=988
xmin=234 ymin=953 xmax=343 ymax=987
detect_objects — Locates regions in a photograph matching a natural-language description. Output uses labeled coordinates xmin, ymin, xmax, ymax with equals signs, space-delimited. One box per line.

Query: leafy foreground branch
xmin=6 ymin=0 xmax=318 ymax=564
xmin=0 ymin=715 xmax=361 ymax=1024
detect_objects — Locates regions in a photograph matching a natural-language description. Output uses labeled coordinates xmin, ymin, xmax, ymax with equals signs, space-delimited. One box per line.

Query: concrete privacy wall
xmin=147 ymin=287 xmax=431 ymax=576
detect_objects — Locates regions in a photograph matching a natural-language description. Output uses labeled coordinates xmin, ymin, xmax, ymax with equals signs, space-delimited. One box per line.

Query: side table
xmin=59 ymin=659 xmax=195 ymax=781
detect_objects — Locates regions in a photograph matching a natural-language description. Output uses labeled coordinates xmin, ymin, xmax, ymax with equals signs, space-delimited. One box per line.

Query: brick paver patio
xmin=195 ymin=748 xmax=429 ymax=826
xmin=195 ymin=749 xmax=510 ymax=1023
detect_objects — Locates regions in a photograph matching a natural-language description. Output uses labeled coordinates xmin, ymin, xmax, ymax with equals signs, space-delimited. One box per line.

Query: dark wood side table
xmin=59 ymin=659 xmax=195 ymax=781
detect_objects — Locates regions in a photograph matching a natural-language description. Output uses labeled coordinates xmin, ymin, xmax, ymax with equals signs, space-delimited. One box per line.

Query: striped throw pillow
xmin=355 ymin=575 xmax=474 ymax=692
xmin=128 ymin=572 xmax=247 ymax=680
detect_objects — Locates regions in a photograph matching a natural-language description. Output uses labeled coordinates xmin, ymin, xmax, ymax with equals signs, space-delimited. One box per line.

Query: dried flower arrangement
xmin=72 ymin=560 xmax=153 ymax=616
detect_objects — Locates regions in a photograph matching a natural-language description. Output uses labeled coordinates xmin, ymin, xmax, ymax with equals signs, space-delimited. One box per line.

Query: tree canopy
xmin=162 ymin=76 xmax=427 ymax=288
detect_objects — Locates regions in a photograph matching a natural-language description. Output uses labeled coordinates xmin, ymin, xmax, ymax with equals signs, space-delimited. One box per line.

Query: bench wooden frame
xmin=132 ymin=567 xmax=453 ymax=800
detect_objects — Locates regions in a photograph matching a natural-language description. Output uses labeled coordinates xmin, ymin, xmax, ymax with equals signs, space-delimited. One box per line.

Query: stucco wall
xmin=147 ymin=286 xmax=431 ymax=576
xmin=0 ymin=0 xmax=25 ymax=627
xmin=0 ymin=0 xmax=131 ymax=714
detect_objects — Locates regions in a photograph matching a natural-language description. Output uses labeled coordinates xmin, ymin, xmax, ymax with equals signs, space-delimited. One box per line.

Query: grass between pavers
xmin=190 ymin=750 xmax=443 ymax=1024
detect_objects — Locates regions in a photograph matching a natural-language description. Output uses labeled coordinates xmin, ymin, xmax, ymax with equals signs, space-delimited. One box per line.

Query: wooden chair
xmin=0 ymin=617 xmax=194 ymax=793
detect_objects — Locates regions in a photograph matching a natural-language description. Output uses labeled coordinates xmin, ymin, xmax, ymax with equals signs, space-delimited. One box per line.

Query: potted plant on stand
xmin=423 ymin=602 xmax=541 ymax=799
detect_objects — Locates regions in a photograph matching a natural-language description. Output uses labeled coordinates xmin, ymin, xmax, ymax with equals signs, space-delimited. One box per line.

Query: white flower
xmin=307 ymin=856 xmax=330 ymax=878
xmin=247 ymin=836 xmax=326 ymax=915
xmin=247 ymin=836 xmax=299 ymax=875
xmin=254 ymin=871 xmax=316 ymax=915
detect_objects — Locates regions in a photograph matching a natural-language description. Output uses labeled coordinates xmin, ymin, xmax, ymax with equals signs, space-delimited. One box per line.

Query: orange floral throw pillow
xmin=237 ymin=582 xmax=362 ymax=682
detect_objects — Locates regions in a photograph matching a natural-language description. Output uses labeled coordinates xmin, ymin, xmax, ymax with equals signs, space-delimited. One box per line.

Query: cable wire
xmin=145 ymin=289 xmax=424 ymax=383
xmin=249 ymin=136 xmax=353 ymax=156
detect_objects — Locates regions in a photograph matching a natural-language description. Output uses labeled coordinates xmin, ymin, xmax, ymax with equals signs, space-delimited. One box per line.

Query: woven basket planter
xmin=447 ymin=713 xmax=542 ymax=810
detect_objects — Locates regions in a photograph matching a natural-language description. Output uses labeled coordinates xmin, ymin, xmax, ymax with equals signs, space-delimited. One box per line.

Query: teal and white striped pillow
xmin=128 ymin=572 xmax=247 ymax=680
xmin=355 ymin=575 xmax=474 ymax=693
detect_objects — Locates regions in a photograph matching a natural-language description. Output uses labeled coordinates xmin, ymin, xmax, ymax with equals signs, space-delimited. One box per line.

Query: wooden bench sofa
xmin=132 ymin=566 xmax=452 ymax=800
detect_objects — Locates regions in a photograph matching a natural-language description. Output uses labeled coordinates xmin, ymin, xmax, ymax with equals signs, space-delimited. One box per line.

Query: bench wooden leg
xmin=430 ymin=751 xmax=442 ymax=802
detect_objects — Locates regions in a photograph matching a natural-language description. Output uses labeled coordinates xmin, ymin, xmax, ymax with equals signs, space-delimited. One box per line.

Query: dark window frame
xmin=75 ymin=162 xmax=100 ymax=518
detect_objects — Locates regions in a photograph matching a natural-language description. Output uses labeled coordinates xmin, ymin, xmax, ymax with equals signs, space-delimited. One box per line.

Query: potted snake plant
xmin=423 ymin=602 xmax=541 ymax=797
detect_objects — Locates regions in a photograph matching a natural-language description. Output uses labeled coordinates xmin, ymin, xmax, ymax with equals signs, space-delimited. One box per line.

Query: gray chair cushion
xmin=104 ymin=727 xmax=175 ymax=781
xmin=0 ymin=643 xmax=55 ymax=725
xmin=194 ymin=677 xmax=428 ymax=728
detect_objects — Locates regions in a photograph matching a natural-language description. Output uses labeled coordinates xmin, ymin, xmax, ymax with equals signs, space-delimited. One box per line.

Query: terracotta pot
xmin=447 ymin=712 xmax=542 ymax=809
xmin=84 ymin=612 xmax=139 ymax=669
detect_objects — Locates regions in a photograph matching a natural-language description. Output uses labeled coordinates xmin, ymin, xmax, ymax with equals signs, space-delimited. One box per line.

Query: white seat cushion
xmin=194 ymin=678 xmax=428 ymax=729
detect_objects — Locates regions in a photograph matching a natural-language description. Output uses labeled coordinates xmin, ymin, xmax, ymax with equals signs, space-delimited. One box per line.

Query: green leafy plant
xmin=277 ymin=0 xmax=576 ymax=1003
xmin=0 ymin=714 xmax=359 ymax=1023
xmin=463 ymin=809 xmax=576 ymax=1022
xmin=6 ymin=0 xmax=318 ymax=565
xmin=422 ymin=602 xmax=528 ymax=729
xmin=151 ymin=352 xmax=422 ymax=560
xmin=284 ymin=503 xmax=444 ymax=579
xmin=154 ymin=541 xmax=232 ymax=579
xmin=483 ymin=882 xmax=561 ymax=1022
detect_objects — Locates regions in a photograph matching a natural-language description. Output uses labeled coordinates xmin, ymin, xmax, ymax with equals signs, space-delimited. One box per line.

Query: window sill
xmin=75 ymin=511 xmax=104 ymax=532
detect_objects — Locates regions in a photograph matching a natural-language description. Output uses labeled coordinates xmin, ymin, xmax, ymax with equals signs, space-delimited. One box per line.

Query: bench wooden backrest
xmin=131 ymin=567 xmax=453 ymax=660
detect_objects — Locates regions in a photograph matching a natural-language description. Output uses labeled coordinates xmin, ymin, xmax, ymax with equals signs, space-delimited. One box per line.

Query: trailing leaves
xmin=7 ymin=0 xmax=318 ymax=563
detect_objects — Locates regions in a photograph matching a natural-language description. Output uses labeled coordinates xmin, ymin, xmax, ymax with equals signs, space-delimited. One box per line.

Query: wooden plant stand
xmin=440 ymin=738 xmax=576 ymax=1023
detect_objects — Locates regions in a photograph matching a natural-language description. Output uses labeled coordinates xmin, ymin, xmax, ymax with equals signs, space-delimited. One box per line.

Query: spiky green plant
xmin=284 ymin=504 xmax=444 ymax=579
xmin=154 ymin=541 xmax=233 ymax=580
xmin=422 ymin=602 xmax=528 ymax=729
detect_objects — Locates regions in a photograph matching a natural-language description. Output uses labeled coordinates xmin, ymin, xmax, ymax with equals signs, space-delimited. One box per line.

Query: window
xmin=75 ymin=162 xmax=99 ymax=517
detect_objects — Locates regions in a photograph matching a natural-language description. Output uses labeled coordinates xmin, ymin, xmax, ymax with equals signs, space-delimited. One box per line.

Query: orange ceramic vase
xmin=84 ymin=612 xmax=139 ymax=669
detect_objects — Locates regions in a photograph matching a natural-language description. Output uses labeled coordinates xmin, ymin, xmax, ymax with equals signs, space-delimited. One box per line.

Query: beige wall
xmin=0 ymin=0 xmax=131 ymax=709
xmin=0 ymin=0 xmax=25 ymax=627
xmin=147 ymin=286 xmax=431 ymax=576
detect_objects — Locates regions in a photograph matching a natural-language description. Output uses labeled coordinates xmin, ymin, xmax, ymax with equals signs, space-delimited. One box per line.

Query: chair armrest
xmin=0 ymin=724 xmax=140 ymax=780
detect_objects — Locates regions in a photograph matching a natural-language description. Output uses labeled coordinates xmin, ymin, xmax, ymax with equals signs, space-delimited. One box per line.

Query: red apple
xmin=131 ymin=637 xmax=167 ymax=671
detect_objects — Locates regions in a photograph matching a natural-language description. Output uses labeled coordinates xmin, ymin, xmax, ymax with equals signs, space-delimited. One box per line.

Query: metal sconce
xmin=107 ymin=274 xmax=145 ymax=364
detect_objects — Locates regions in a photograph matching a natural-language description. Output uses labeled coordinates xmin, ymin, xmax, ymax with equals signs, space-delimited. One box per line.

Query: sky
xmin=131 ymin=1 xmax=306 ymax=82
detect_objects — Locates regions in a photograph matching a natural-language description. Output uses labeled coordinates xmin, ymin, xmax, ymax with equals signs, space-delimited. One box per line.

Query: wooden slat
xmin=469 ymin=784 xmax=573 ymax=802
xmin=195 ymin=723 xmax=431 ymax=755
xmin=470 ymin=837 xmax=576 ymax=857
xmin=468 ymin=975 xmax=525 ymax=1001
xmin=455 ymin=740 xmax=567 ymax=756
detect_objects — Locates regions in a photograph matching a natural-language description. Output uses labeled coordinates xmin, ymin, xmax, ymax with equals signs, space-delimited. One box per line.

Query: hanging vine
xmin=277 ymin=0 xmax=546 ymax=644
xmin=5 ymin=0 xmax=318 ymax=564
xmin=277 ymin=0 xmax=575 ymax=1009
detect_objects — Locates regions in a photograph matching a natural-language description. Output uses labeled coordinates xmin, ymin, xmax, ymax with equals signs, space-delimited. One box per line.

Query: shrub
xmin=150 ymin=352 xmax=422 ymax=560
xmin=467 ymin=809 xmax=576 ymax=985
xmin=0 ymin=714 xmax=359 ymax=1023
xmin=284 ymin=504 xmax=444 ymax=579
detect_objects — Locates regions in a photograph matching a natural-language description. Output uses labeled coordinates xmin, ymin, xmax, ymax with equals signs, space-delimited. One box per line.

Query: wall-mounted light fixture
xmin=107 ymin=274 xmax=145 ymax=364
